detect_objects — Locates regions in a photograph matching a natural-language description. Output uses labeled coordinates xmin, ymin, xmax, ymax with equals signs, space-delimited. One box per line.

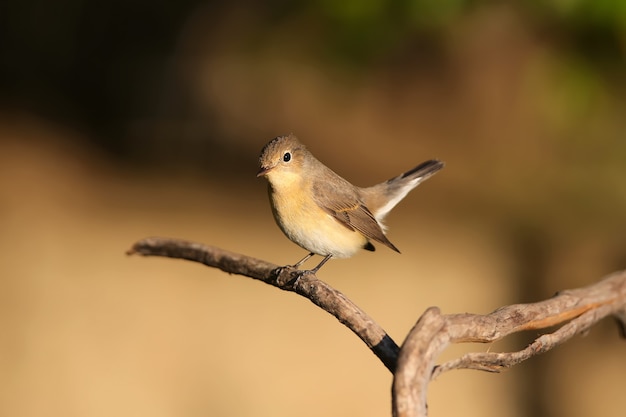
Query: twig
xmin=392 ymin=271 xmax=626 ymax=417
xmin=127 ymin=237 xmax=400 ymax=372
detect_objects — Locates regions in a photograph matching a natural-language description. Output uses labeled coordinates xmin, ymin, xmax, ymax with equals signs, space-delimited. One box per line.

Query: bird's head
xmin=257 ymin=134 xmax=308 ymax=185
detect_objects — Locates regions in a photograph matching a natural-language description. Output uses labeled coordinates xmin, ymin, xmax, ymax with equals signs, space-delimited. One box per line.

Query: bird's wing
xmin=312 ymin=181 xmax=400 ymax=253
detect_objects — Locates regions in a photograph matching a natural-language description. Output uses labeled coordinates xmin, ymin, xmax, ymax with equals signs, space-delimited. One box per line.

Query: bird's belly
xmin=270 ymin=190 xmax=366 ymax=258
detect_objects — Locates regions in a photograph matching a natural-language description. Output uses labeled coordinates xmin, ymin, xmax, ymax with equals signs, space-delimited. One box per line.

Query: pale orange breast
xmin=268 ymin=181 xmax=367 ymax=258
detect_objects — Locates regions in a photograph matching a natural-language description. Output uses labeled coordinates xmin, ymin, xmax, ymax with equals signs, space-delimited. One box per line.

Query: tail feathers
xmin=361 ymin=159 xmax=444 ymax=221
xmin=399 ymin=159 xmax=445 ymax=182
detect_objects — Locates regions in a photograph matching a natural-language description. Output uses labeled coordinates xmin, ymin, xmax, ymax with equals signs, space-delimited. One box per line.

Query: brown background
xmin=1 ymin=2 xmax=625 ymax=416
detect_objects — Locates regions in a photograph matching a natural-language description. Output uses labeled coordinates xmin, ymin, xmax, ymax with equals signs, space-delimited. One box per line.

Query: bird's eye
xmin=283 ymin=152 xmax=291 ymax=162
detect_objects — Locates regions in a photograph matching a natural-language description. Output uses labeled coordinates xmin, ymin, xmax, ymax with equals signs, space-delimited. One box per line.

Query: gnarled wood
xmin=128 ymin=237 xmax=626 ymax=417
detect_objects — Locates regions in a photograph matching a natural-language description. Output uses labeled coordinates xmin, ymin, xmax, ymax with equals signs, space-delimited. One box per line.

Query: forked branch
xmin=392 ymin=272 xmax=626 ymax=417
xmin=127 ymin=237 xmax=626 ymax=417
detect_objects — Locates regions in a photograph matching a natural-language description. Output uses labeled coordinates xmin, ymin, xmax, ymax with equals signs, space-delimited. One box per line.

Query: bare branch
xmin=127 ymin=237 xmax=400 ymax=372
xmin=127 ymin=237 xmax=626 ymax=417
xmin=392 ymin=271 xmax=626 ymax=417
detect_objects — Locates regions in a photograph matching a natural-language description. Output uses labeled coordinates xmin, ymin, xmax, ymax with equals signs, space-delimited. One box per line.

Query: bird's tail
xmin=361 ymin=159 xmax=444 ymax=222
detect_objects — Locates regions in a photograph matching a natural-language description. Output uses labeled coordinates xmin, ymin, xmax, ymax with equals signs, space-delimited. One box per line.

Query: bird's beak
xmin=256 ymin=166 xmax=272 ymax=177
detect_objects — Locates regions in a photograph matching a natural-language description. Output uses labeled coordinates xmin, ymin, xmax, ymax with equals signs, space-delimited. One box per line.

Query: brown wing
xmin=312 ymin=181 xmax=400 ymax=253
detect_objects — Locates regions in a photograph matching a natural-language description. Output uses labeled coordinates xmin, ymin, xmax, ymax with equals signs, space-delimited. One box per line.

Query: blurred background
xmin=1 ymin=1 xmax=625 ymax=416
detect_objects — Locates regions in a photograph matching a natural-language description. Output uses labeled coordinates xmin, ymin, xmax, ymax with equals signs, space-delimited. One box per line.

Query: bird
xmin=257 ymin=134 xmax=444 ymax=274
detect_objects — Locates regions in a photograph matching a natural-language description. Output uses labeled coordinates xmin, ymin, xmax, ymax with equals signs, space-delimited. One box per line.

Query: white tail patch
xmin=373 ymin=177 xmax=423 ymax=222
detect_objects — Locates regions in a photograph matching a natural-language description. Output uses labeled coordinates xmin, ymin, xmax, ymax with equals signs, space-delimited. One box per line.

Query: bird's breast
xmin=268 ymin=181 xmax=367 ymax=258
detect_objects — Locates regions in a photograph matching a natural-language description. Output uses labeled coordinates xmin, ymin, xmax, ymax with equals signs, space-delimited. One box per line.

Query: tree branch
xmin=127 ymin=237 xmax=400 ymax=372
xmin=392 ymin=271 xmax=626 ymax=417
xmin=127 ymin=237 xmax=626 ymax=417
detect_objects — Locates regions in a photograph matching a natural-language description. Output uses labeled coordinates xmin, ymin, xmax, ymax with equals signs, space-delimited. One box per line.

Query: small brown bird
xmin=257 ymin=134 xmax=444 ymax=273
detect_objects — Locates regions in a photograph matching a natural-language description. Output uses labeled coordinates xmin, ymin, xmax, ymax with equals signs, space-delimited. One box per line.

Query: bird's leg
xmin=275 ymin=252 xmax=316 ymax=285
xmin=285 ymin=254 xmax=333 ymax=286
xmin=292 ymin=252 xmax=315 ymax=269
xmin=287 ymin=253 xmax=332 ymax=286
xmin=308 ymin=254 xmax=333 ymax=274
